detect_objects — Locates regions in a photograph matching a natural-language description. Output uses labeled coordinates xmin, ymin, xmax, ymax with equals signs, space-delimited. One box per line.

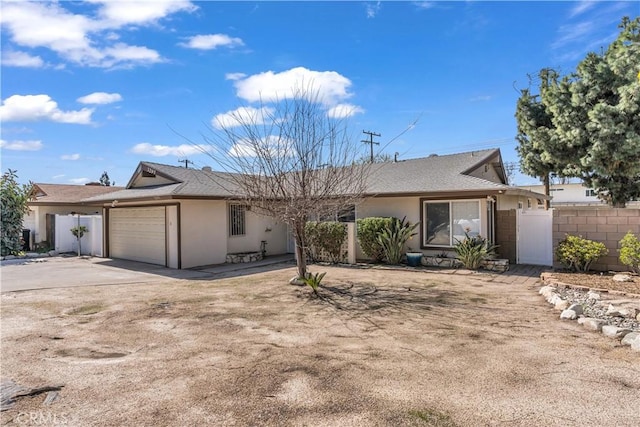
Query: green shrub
xmin=302 ymin=271 xmax=326 ymax=295
xmin=377 ymin=216 xmax=419 ymax=265
xmin=305 ymin=221 xmax=347 ymax=263
xmin=357 ymin=217 xmax=393 ymax=262
xmin=619 ymin=231 xmax=640 ymax=273
xmin=555 ymin=234 xmax=608 ymax=272
xmin=1 ymin=170 xmax=32 ymax=256
xmin=453 ymin=232 xmax=498 ymax=270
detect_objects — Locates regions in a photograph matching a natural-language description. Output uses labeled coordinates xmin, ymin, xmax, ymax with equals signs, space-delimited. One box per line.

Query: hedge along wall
xmin=553 ymin=207 xmax=640 ymax=272
xmin=495 ymin=210 xmax=517 ymax=264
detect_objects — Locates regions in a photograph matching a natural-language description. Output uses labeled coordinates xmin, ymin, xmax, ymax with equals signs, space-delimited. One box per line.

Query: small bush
xmin=619 ymin=231 xmax=640 ymax=273
xmin=305 ymin=221 xmax=347 ymax=263
xmin=377 ymin=216 xmax=419 ymax=265
xmin=453 ymin=231 xmax=498 ymax=270
xmin=357 ymin=217 xmax=393 ymax=262
xmin=555 ymin=234 xmax=607 ymax=272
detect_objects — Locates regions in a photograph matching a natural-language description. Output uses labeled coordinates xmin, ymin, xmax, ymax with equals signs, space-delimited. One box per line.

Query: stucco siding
xmin=180 ymin=200 xmax=227 ymax=268
xmin=227 ymin=208 xmax=287 ymax=256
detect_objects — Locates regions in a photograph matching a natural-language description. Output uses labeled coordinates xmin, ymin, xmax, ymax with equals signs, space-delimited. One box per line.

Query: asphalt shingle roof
xmin=83 ymin=148 xmax=511 ymax=203
xmin=30 ymin=183 xmax=124 ymax=204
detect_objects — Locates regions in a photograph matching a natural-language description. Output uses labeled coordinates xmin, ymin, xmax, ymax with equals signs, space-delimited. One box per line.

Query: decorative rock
xmin=539 ymin=286 xmax=555 ymax=297
xmin=48 ymin=250 xmax=58 ymax=257
xmin=560 ymin=309 xmax=578 ymax=320
xmin=26 ymin=252 xmax=41 ymax=258
xmin=601 ymin=325 xmax=632 ymax=339
xmin=606 ymin=305 xmax=638 ymax=318
xmin=632 ymin=336 xmax=640 ymax=352
xmin=568 ymin=303 xmax=583 ymax=316
xmin=577 ymin=317 xmax=605 ymax=331
xmin=289 ymin=276 xmax=305 ymax=286
xmin=548 ymin=294 xmax=562 ymax=305
xmin=621 ymin=332 xmax=639 ymax=346
xmin=637 ymin=312 xmax=640 ymax=322
xmin=4 ymin=255 xmax=16 ymax=260
xmin=612 ymin=274 xmax=633 ymax=283
xmin=554 ymin=300 xmax=570 ymax=311
xmin=586 ymin=291 xmax=601 ymax=300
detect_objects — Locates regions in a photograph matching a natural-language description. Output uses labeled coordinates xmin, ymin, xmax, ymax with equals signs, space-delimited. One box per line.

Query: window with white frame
xmin=229 ymin=204 xmax=246 ymax=236
xmin=422 ymin=200 xmax=481 ymax=247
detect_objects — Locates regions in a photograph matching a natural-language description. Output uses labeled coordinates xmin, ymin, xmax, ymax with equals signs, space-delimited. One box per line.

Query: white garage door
xmin=109 ymin=207 xmax=166 ymax=266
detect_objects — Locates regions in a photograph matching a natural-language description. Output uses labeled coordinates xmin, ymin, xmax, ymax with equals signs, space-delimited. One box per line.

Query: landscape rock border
xmin=539 ymin=273 xmax=640 ymax=352
xmin=1 ymin=251 xmax=59 ymax=261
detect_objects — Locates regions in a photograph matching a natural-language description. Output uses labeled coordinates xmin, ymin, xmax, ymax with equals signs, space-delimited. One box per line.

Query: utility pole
xmin=178 ymin=158 xmax=193 ymax=168
xmin=361 ymin=130 xmax=381 ymax=163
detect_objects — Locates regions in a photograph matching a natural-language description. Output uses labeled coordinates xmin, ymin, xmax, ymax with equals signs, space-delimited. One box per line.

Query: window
xmin=229 ymin=204 xmax=246 ymax=236
xmin=423 ymin=200 xmax=480 ymax=247
xmin=585 ymin=189 xmax=597 ymax=197
xmin=318 ymin=205 xmax=355 ymax=222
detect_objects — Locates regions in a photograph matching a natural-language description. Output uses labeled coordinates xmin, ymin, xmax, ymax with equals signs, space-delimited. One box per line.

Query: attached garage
xmin=109 ymin=207 xmax=166 ymax=266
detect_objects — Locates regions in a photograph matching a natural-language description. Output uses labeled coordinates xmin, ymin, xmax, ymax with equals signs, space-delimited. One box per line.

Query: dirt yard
xmin=1 ymin=265 xmax=638 ymax=426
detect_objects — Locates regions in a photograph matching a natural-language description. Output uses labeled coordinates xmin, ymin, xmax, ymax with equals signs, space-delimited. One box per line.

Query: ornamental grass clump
xmin=377 ymin=216 xmax=419 ymax=265
xmin=619 ymin=231 xmax=640 ymax=274
xmin=453 ymin=230 xmax=498 ymax=270
xmin=555 ymin=234 xmax=607 ymax=272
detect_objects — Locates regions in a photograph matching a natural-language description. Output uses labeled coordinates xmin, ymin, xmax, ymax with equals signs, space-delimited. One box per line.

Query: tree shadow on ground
xmin=297 ymin=281 xmax=459 ymax=315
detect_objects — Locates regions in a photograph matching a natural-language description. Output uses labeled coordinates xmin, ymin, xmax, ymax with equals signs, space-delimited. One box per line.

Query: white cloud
xmin=0 ymin=1 xmax=194 ymax=69
xmin=212 ymin=106 xmax=274 ymax=130
xmin=0 ymin=139 xmax=43 ymax=151
xmin=181 ymin=34 xmax=244 ymax=50
xmin=232 ymin=67 xmax=354 ymax=106
xmin=413 ymin=1 xmax=436 ymax=10
xmin=77 ymin=92 xmax=123 ymax=105
xmin=469 ymin=95 xmax=492 ymax=102
xmin=1 ymin=50 xmax=44 ymax=68
xmin=131 ymin=142 xmax=203 ymax=157
xmin=569 ymin=1 xmax=596 ymax=18
xmin=326 ymin=103 xmax=364 ymax=119
xmin=228 ymin=136 xmax=291 ymax=158
xmin=552 ymin=21 xmax=594 ymax=49
xmin=0 ymin=94 xmax=94 ymax=124
xmin=53 ymin=174 xmax=66 ymax=179
xmin=61 ymin=153 xmax=81 ymax=160
xmin=92 ymin=0 xmax=197 ymax=27
xmin=366 ymin=2 xmax=381 ymax=18
xmin=69 ymin=177 xmax=89 ymax=184
xmin=225 ymin=72 xmax=247 ymax=81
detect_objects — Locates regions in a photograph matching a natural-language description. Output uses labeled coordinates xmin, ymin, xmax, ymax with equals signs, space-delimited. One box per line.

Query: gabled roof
xmin=83 ymin=148 xmax=547 ymax=204
xmin=83 ymin=161 xmax=242 ymax=203
xmin=29 ymin=183 xmax=124 ymax=205
xmin=364 ymin=149 xmax=506 ymax=196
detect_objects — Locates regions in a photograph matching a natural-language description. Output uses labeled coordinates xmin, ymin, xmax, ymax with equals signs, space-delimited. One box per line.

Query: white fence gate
xmin=55 ymin=215 xmax=103 ymax=256
xmin=516 ymin=209 xmax=553 ymax=266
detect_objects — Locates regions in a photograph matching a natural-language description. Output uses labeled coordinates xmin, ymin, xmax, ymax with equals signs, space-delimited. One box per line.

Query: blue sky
xmin=1 ymin=1 xmax=638 ymax=186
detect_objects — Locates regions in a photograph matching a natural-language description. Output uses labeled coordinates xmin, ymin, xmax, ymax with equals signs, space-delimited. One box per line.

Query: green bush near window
xmin=555 ymin=234 xmax=607 ymax=272
xmin=619 ymin=231 xmax=640 ymax=273
xmin=453 ymin=231 xmax=498 ymax=270
xmin=305 ymin=221 xmax=347 ymax=263
xmin=377 ymin=216 xmax=419 ymax=265
xmin=356 ymin=217 xmax=393 ymax=262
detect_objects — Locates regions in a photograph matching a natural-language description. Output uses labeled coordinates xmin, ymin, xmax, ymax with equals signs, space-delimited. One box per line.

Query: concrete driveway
xmin=0 ymin=256 xmax=213 ymax=292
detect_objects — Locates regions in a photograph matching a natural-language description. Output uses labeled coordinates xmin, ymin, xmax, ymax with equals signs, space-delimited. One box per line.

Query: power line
xmin=361 ymin=130 xmax=381 ymax=163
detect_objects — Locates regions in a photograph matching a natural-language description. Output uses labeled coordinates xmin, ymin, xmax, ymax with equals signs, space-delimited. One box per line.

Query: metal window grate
xmin=229 ymin=204 xmax=246 ymax=236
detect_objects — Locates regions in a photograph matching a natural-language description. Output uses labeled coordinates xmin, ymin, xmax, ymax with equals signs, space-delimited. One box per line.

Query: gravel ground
xmin=1 ymin=265 xmax=639 ymax=426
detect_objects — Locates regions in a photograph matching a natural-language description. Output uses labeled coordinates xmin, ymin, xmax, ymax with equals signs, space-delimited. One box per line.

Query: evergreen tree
xmin=99 ymin=171 xmax=111 ymax=186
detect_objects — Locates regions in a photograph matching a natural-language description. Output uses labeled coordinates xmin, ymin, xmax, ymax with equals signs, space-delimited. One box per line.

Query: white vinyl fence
xmin=54 ymin=215 xmax=103 ymax=256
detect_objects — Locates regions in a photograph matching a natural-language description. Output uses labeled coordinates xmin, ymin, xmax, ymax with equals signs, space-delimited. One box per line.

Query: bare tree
xmin=200 ymin=86 xmax=372 ymax=280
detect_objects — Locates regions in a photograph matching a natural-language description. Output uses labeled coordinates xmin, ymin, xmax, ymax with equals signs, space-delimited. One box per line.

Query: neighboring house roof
xmin=83 ymin=148 xmax=546 ymax=204
xmin=29 ymin=183 xmax=124 ymax=205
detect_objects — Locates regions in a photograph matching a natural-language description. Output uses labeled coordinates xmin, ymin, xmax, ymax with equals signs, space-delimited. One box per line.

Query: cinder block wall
xmin=553 ymin=207 xmax=640 ymax=271
xmin=495 ymin=209 xmax=517 ymax=263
